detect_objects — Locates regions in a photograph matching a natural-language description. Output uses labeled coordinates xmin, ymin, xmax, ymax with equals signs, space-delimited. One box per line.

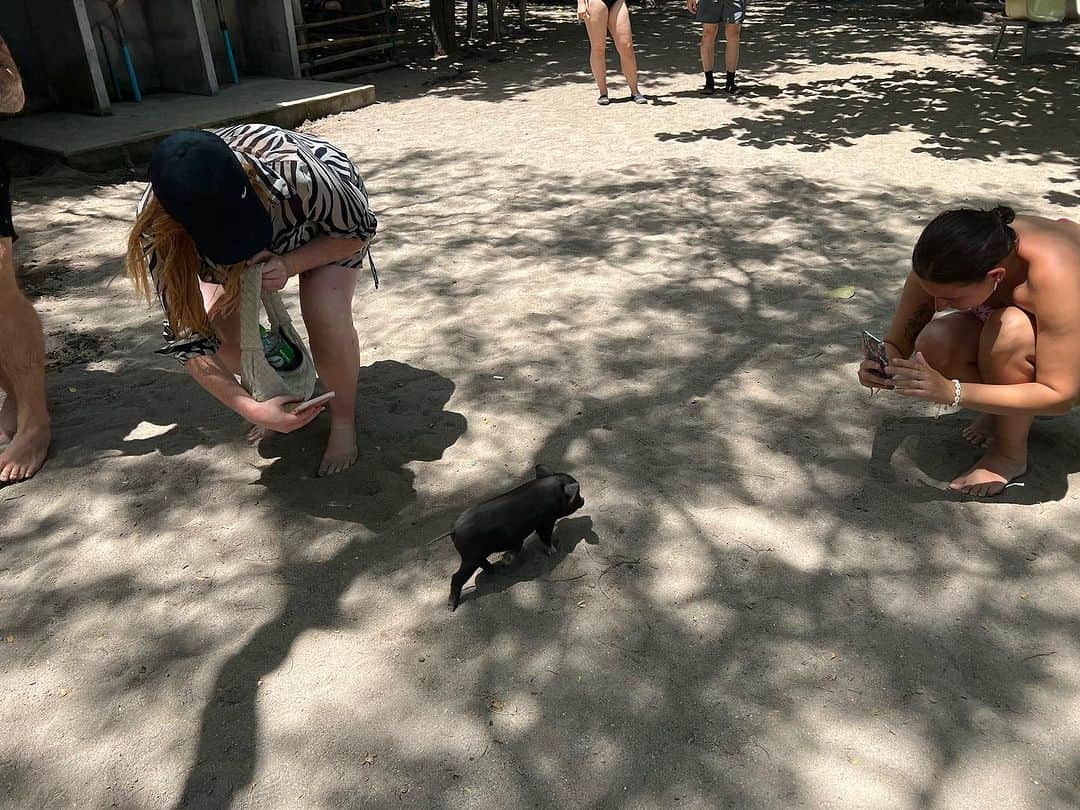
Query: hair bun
xmin=991 ymin=205 xmax=1016 ymax=225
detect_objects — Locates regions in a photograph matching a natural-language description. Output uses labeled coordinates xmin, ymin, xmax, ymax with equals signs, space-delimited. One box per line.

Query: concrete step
xmin=0 ymin=77 xmax=376 ymax=173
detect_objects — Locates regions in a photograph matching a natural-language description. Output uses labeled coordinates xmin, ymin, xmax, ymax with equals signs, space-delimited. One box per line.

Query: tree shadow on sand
xmin=174 ymin=360 xmax=465 ymax=808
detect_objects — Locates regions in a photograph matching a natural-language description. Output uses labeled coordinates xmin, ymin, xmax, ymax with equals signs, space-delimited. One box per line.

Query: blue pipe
xmin=120 ymin=43 xmax=142 ymax=102
xmin=110 ymin=7 xmax=142 ymax=102
xmin=222 ymin=27 xmax=240 ymax=84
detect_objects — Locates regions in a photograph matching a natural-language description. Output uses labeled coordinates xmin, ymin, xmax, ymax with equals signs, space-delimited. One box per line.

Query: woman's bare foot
xmin=948 ymin=449 xmax=1027 ymax=497
xmin=961 ymin=414 xmax=995 ymax=448
xmin=0 ymin=423 xmax=50 ymax=483
xmin=318 ymin=421 xmax=358 ymax=477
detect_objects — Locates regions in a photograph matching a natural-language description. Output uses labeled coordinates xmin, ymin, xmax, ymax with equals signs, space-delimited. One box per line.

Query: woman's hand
xmin=249 ymin=250 xmax=293 ymax=292
xmin=887 ymin=352 xmax=956 ymax=404
xmin=687 ymin=0 xmax=698 ymax=12
xmin=577 ymin=1 xmax=589 ymax=21
xmin=247 ymin=395 xmax=325 ymax=433
xmin=857 ymin=341 xmax=903 ymax=391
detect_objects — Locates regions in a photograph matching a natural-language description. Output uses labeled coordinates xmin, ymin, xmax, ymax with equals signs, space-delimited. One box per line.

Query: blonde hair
xmin=125 ymin=162 xmax=269 ymax=339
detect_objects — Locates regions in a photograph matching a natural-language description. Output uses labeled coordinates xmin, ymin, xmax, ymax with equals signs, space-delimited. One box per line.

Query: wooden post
xmin=519 ymin=0 xmax=528 ymax=31
xmin=291 ymin=0 xmax=308 ymax=76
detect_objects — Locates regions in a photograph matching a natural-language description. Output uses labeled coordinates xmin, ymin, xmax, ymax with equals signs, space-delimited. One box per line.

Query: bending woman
xmin=858 ymin=207 xmax=1080 ymax=497
xmin=126 ymin=124 xmax=377 ymax=476
xmin=578 ymin=0 xmax=647 ymax=105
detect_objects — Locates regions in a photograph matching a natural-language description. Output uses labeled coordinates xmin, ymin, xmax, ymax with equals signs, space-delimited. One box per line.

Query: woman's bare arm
xmin=884 ymin=271 xmax=935 ymax=357
xmin=955 ymin=257 xmax=1080 ymax=416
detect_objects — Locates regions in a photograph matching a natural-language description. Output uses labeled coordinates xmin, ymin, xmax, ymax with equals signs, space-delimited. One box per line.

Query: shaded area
xmin=164 ymin=152 xmax=1080 ymax=807
xmin=3 ymin=3 xmax=1080 ymax=807
xmin=654 ymin=66 xmax=1080 ymax=167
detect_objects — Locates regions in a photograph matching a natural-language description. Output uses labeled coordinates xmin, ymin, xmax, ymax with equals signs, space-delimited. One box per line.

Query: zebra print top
xmin=135 ymin=123 xmax=378 ymax=363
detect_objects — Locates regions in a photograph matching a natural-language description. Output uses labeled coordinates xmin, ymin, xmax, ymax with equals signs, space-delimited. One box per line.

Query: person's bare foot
xmin=949 ymin=449 xmax=1027 ymax=497
xmin=318 ymin=421 xmax=357 ymax=477
xmin=961 ymin=414 xmax=994 ymax=448
xmin=0 ymin=423 xmax=50 ymax=484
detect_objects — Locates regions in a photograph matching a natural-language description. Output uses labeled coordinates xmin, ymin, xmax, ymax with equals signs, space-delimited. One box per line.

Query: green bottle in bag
xmin=259 ymin=325 xmax=301 ymax=371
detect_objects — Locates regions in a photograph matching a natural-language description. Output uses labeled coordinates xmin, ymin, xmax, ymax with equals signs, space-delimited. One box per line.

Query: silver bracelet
xmin=936 ymin=379 xmax=963 ymax=418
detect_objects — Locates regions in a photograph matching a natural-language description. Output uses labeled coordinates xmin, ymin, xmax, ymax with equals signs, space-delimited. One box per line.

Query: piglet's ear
xmin=563 ymin=481 xmax=580 ymax=501
xmin=535 ymin=464 xmax=553 ymax=479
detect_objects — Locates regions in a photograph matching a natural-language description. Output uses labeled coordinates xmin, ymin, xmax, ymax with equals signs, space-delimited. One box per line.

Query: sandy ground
xmin=3 ymin=1 xmax=1080 ymax=807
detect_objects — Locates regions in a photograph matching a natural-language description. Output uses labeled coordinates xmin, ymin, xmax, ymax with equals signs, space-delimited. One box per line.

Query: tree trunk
xmin=467 ymin=0 xmax=478 ymax=40
xmin=487 ymin=0 xmax=510 ymax=40
xmin=431 ymin=0 xmax=457 ymax=54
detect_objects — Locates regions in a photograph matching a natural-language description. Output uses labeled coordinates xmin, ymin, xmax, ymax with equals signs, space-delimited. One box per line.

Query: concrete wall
xmin=85 ymin=0 xmax=163 ymax=96
xmin=238 ymin=0 xmax=300 ymax=80
xmin=7 ymin=0 xmax=110 ymax=115
xmin=144 ymin=0 xmax=217 ymax=94
xmin=199 ymin=0 xmax=249 ymax=83
xmin=86 ymin=0 xmax=217 ymax=97
xmin=2 ymin=0 xmax=304 ymax=114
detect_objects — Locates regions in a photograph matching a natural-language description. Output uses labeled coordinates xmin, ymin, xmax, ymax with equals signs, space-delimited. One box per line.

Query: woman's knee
xmin=614 ymin=35 xmax=634 ymax=54
xmin=725 ymin=23 xmax=741 ymax=42
xmin=208 ymin=306 xmax=241 ymax=349
xmin=981 ymin=306 xmax=1035 ymax=378
xmin=913 ymin=318 xmax=954 ymax=367
xmin=300 ymin=263 xmax=358 ymax=313
xmin=702 ymin=24 xmax=719 ymax=42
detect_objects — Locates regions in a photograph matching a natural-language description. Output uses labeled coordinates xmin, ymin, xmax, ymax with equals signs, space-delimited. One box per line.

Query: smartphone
xmin=861 ymin=330 xmax=890 ymax=376
xmin=290 ymin=391 xmax=335 ymax=414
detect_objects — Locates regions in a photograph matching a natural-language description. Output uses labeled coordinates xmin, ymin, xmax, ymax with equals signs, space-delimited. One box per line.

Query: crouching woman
xmin=858 ymin=207 xmax=1080 ymax=496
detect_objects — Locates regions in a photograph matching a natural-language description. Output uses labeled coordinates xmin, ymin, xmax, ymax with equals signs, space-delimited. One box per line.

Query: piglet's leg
xmin=448 ymin=559 xmax=482 ymax=612
xmin=537 ymin=520 xmax=557 ymax=556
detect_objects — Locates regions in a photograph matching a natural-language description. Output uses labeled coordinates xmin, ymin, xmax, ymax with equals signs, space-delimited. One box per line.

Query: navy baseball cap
xmin=149 ymin=130 xmax=272 ymax=265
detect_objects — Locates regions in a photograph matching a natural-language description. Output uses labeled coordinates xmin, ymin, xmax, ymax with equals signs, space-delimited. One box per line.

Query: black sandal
xmin=597 ymin=94 xmax=611 ymax=106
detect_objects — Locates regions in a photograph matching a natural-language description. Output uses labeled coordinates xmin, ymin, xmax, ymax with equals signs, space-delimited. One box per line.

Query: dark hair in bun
xmin=912 ymin=205 xmax=1017 ymax=283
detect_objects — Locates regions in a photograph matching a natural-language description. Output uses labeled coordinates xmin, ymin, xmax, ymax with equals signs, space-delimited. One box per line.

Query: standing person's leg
xmin=700 ymin=23 xmax=719 ymax=93
xmin=608 ymin=0 xmax=643 ymax=99
xmin=583 ymin=0 xmax=611 ymax=101
xmin=720 ymin=0 xmax=745 ymax=93
xmin=298 ymin=263 xmax=360 ymax=476
xmin=0 ymin=237 xmax=50 ymax=483
xmin=723 ymin=22 xmax=742 ymax=92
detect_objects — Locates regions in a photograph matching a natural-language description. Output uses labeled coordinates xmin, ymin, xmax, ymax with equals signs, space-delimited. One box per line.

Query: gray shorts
xmin=695 ymin=0 xmax=746 ymax=24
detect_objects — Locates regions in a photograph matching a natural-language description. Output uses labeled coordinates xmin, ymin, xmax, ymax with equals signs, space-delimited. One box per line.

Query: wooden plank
xmin=298 ymin=33 xmax=390 ymax=52
xmin=303 ymin=40 xmax=394 ymax=68
xmin=295 ymin=8 xmax=388 ymax=30
xmin=308 ymin=57 xmax=396 ymax=81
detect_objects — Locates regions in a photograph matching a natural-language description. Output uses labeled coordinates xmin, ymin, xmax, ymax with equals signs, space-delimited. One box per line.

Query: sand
xmin=3 ymin=1 xmax=1080 ymax=807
